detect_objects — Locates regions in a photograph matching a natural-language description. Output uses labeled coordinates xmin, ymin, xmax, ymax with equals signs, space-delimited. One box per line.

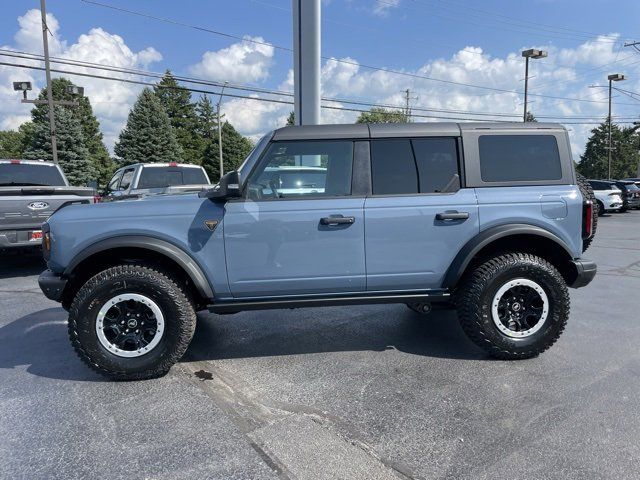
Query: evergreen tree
xmin=356 ymin=107 xmax=408 ymax=124
xmin=114 ymin=88 xmax=183 ymax=165
xmin=195 ymin=95 xmax=218 ymax=141
xmin=202 ymin=122 xmax=253 ymax=182
xmin=154 ymin=71 xmax=202 ymax=164
xmin=31 ymin=78 xmax=114 ymax=186
xmin=23 ymin=106 xmax=95 ymax=185
xmin=577 ymin=121 xmax=640 ymax=179
xmin=525 ymin=111 xmax=538 ymax=122
xmin=0 ymin=130 xmax=24 ymax=158
xmin=286 ymin=111 xmax=295 ymax=126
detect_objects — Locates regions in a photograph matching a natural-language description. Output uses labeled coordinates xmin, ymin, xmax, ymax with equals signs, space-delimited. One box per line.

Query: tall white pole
xmin=40 ymin=0 xmax=58 ymax=164
xmin=217 ymin=82 xmax=227 ymax=179
xmin=292 ymin=0 xmax=321 ymax=126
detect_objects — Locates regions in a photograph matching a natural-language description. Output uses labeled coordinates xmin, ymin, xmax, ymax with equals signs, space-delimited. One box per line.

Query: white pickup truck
xmin=101 ymin=162 xmax=211 ymax=201
xmin=0 ymin=159 xmax=95 ymax=249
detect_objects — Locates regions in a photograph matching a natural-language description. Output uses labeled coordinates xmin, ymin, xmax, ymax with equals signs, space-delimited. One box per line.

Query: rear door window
xmin=412 ymin=138 xmax=460 ymax=193
xmin=478 ymin=135 xmax=562 ymax=182
xmin=370 ymin=139 xmax=418 ymax=195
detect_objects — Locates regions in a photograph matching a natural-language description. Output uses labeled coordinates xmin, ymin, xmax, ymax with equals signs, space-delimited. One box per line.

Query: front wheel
xmin=68 ymin=265 xmax=196 ymax=380
xmin=456 ymin=253 xmax=569 ymax=359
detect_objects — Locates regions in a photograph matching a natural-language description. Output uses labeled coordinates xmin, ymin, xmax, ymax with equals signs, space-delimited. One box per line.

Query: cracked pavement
xmin=1 ymin=211 xmax=640 ymax=479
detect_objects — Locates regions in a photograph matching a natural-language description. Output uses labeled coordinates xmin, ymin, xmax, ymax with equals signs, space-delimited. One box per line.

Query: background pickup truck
xmin=101 ymin=162 xmax=211 ymax=202
xmin=0 ymin=159 xmax=95 ymax=249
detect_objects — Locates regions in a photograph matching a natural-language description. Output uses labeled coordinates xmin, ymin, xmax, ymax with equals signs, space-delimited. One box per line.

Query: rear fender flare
xmin=443 ymin=224 xmax=574 ymax=288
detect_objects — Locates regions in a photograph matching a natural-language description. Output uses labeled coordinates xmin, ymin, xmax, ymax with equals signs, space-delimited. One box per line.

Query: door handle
xmin=436 ymin=211 xmax=469 ymax=221
xmin=320 ymin=215 xmax=356 ymax=225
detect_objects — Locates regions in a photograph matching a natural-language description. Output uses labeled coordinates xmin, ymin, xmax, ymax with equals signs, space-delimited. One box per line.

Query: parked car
xmin=613 ymin=180 xmax=640 ymax=211
xmin=0 ymin=159 xmax=95 ymax=249
xmin=39 ymin=122 xmax=597 ymax=380
xmin=588 ymin=180 xmax=624 ymax=215
xmin=102 ymin=162 xmax=210 ymax=201
xmin=622 ymin=178 xmax=640 ymax=189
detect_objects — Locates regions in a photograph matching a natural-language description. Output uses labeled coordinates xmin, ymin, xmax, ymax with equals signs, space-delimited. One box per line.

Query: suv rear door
xmin=223 ymin=139 xmax=366 ymax=297
xmin=364 ymin=134 xmax=479 ymax=290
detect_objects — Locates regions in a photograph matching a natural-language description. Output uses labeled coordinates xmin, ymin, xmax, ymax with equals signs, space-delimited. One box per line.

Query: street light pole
xmin=607 ymin=73 xmax=626 ymax=180
xmin=216 ymin=82 xmax=228 ymax=179
xmin=521 ymin=49 xmax=547 ymax=122
xmin=40 ymin=0 xmax=58 ymax=164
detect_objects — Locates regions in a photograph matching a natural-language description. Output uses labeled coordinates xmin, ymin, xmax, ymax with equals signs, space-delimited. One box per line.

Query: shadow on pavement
xmin=0 ymin=249 xmax=45 ymax=279
xmin=0 ymin=307 xmax=103 ymax=382
xmin=186 ymin=306 xmax=485 ymax=362
xmin=0 ymin=305 xmax=485 ymax=382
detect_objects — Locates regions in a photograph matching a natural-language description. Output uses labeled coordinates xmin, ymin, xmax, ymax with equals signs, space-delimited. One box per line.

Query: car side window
xmin=370 ymin=139 xmax=418 ymax=195
xmin=412 ymin=138 xmax=460 ymax=193
xmin=106 ymin=171 xmax=123 ymax=193
xmin=119 ymin=169 xmax=135 ymax=190
xmin=246 ymin=140 xmax=353 ymax=200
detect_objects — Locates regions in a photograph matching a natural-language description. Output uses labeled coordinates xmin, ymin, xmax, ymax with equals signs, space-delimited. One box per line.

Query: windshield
xmin=137 ymin=167 xmax=209 ymax=189
xmin=0 ymin=163 xmax=66 ymax=186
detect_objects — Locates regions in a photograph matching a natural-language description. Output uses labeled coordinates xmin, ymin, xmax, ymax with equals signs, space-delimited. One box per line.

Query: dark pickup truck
xmin=0 ymin=159 xmax=95 ymax=249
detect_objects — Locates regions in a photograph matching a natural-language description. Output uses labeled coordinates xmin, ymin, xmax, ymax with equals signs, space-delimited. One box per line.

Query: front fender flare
xmin=64 ymin=235 xmax=214 ymax=300
xmin=442 ymin=224 xmax=574 ymax=288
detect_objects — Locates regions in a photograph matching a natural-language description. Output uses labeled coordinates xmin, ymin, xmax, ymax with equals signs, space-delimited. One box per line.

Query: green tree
xmin=577 ymin=121 xmax=640 ymax=179
xmin=154 ymin=71 xmax=202 ymax=164
xmin=286 ymin=111 xmax=295 ymax=126
xmin=356 ymin=107 xmax=408 ymax=124
xmin=202 ymin=122 xmax=253 ymax=182
xmin=24 ymin=106 xmax=95 ymax=185
xmin=114 ymin=88 xmax=183 ymax=165
xmin=0 ymin=130 xmax=25 ymax=158
xmin=525 ymin=111 xmax=538 ymax=122
xmin=195 ymin=94 xmax=218 ymax=141
xmin=31 ymin=78 xmax=114 ymax=186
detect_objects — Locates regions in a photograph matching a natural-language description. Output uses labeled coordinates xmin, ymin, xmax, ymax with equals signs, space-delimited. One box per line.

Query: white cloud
xmin=373 ymin=0 xmax=401 ymax=16
xmin=188 ymin=36 xmax=274 ymax=83
xmin=0 ymin=10 xmax=162 ymax=152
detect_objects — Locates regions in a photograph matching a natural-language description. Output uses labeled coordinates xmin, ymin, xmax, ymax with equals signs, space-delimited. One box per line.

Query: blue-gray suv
xmin=38 ymin=123 xmax=597 ymax=380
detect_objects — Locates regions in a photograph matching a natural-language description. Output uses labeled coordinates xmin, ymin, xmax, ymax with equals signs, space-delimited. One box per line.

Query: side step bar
xmin=209 ymin=290 xmax=452 ymax=314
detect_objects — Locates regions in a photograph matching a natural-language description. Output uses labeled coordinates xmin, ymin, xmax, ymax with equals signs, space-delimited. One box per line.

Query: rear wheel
xmin=575 ymin=172 xmax=597 ymax=252
xmin=456 ymin=253 xmax=569 ymax=359
xmin=596 ymin=201 xmax=605 ymax=216
xmin=68 ymin=265 xmax=196 ymax=380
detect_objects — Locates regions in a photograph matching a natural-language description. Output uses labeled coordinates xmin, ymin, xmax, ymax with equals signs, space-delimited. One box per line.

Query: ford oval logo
xmin=28 ymin=201 xmax=49 ymax=210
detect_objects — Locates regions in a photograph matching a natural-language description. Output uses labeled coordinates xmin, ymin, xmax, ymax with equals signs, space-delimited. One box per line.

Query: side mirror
xmin=199 ymin=171 xmax=242 ymax=199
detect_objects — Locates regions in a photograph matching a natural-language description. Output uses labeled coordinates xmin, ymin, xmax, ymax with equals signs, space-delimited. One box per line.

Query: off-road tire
xmin=576 ymin=172 xmax=597 ymax=252
xmin=68 ymin=265 xmax=196 ymax=380
xmin=456 ymin=253 xmax=569 ymax=359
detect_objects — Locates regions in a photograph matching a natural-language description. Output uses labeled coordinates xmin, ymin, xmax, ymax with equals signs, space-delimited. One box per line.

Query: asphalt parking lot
xmin=1 ymin=211 xmax=639 ymax=480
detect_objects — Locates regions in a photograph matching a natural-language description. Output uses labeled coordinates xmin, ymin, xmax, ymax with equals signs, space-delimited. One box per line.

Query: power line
xmin=3 ymin=59 xmax=631 ymax=125
xmin=5 ymin=49 xmax=638 ymax=121
xmin=79 ymin=0 xmax=632 ymax=105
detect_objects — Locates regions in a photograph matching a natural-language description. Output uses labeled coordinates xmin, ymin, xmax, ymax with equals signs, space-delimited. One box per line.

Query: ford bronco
xmin=38 ymin=123 xmax=597 ymax=380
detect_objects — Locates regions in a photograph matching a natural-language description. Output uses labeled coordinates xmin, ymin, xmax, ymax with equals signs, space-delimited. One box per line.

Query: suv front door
xmin=364 ymin=137 xmax=479 ymax=291
xmin=223 ymin=139 xmax=366 ymax=298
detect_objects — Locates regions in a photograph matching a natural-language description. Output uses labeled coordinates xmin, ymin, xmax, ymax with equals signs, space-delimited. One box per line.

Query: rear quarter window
xmin=478 ymin=135 xmax=562 ymax=182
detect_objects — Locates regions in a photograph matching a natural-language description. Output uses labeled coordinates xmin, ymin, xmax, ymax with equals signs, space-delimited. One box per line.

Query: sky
xmin=1 ymin=0 xmax=640 ymax=159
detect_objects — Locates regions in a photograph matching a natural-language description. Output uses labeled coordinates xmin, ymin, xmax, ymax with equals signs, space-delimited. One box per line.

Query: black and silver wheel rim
xmin=491 ymin=278 xmax=549 ymax=338
xmin=96 ymin=293 xmax=164 ymax=358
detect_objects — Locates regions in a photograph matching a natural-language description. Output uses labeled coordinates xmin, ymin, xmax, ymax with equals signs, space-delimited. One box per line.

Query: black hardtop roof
xmin=272 ymin=122 xmax=566 ymax=141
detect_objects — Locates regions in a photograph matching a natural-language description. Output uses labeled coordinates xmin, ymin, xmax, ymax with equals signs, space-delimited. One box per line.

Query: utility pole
xmin=403 ymin=89 xmax=417 ymax=122
xmin=624 ymin=41 xmax=640 ymax=53
xmin=607 ymin=74 xmax=626 ymax=180
xmin=217 ymin=82 xmax=228 ymax=179
xmin=40 ymin=0 xmax=58 ymax=164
